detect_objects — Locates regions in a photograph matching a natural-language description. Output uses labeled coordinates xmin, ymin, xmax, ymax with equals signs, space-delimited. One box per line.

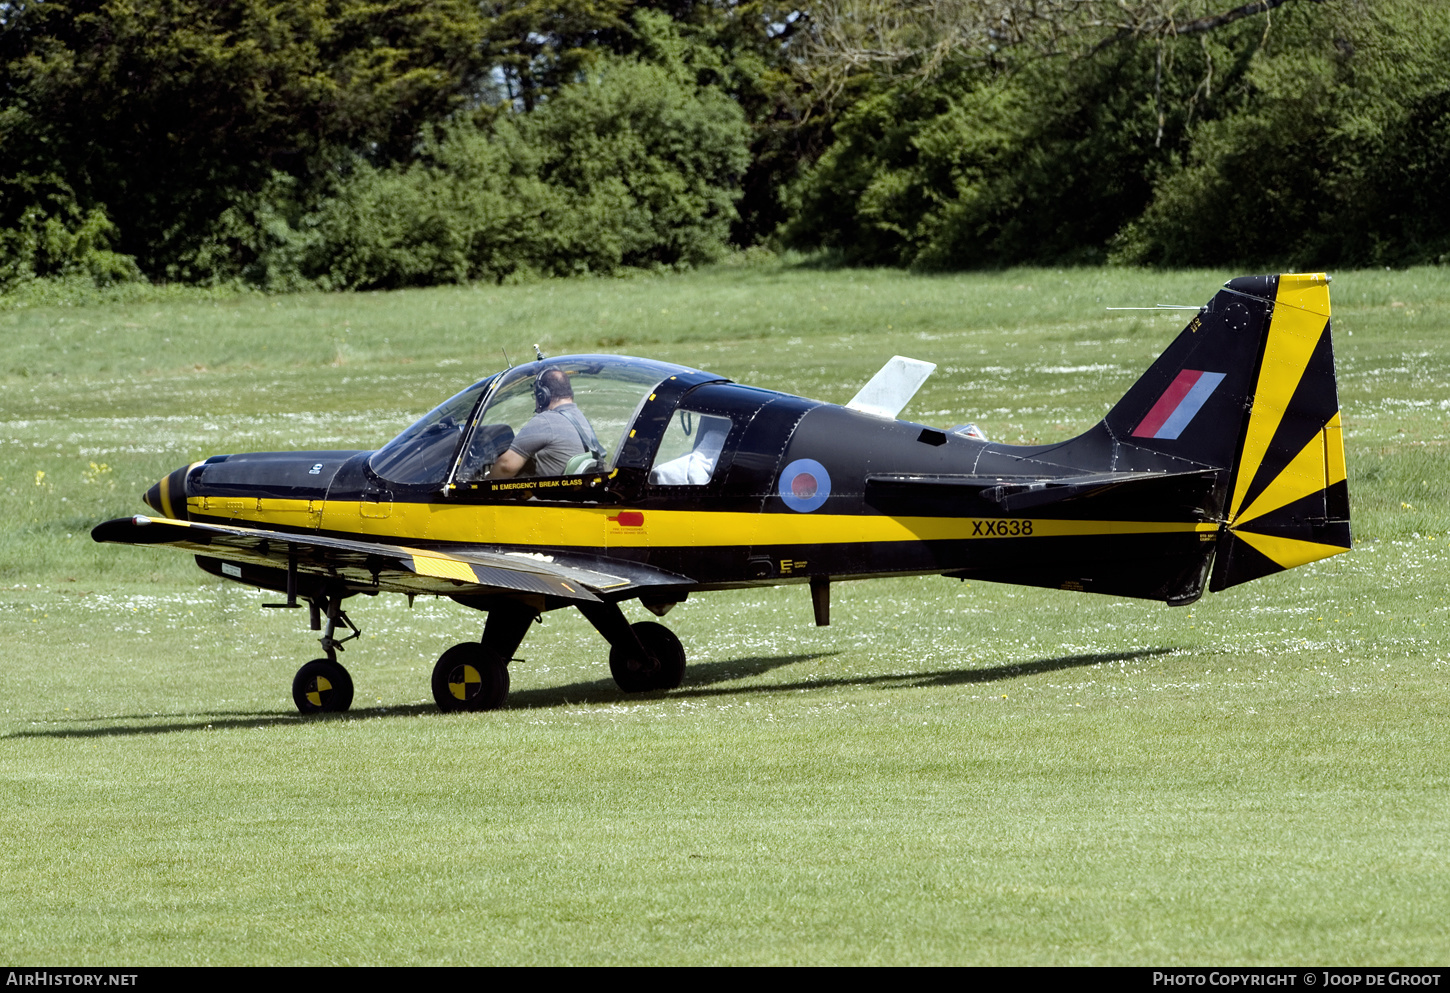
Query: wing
xmin=91 ymin=516 xmax=692 ymax=603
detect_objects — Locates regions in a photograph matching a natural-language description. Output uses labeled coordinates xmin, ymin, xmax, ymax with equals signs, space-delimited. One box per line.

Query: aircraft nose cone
xmin=144 ymin=464 xmax=193 ymax=520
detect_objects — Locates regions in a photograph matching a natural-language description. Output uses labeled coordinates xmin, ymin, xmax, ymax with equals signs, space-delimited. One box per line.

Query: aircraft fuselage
xmin=151 ymin=379 xmax=1225 ymax=610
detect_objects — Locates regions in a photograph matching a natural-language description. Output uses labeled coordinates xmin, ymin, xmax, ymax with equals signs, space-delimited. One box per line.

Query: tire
xmin=609 ymin=621 xmax=686 ymax=693
xmin=292 ymin=658 xmax=354 ymax=714
xmin=432 ymin=642 xmax=509 ymax=713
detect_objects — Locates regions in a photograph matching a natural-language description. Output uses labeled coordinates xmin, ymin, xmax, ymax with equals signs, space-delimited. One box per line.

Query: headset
xmin=533 ymin=366 xmax=564 ymax=412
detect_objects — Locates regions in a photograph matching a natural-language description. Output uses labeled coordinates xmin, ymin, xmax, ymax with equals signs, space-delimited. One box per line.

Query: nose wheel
xmin=290 ymin=592 xmax=360 ymax=714
xmin=292 ymin=658 xmax=354 ymax=713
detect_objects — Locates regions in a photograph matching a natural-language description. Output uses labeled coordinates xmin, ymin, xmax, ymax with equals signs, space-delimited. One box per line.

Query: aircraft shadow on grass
xmin=6 ymin=647 xmax=1170 ymax=739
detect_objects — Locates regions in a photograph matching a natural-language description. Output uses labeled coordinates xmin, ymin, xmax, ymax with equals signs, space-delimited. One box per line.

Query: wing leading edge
xmin=90 ymin=516 xmax=691 ymax=603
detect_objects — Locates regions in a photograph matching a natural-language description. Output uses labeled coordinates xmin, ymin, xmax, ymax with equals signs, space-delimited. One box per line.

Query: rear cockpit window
xmin=649 ymin=411 xmax=732 ymax=486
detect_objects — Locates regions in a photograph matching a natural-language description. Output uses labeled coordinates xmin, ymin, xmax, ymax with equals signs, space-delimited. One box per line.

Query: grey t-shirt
xmin=507 ymin=405 xmax=598 ymax=477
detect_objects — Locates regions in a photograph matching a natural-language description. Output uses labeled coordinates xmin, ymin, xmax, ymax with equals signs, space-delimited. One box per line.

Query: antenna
xmin=534 ymin=344 xmax=547 ymax=361
xmin=501 ymin=347 xmax=513 ymax=369
xmin=1105 ymin=304 xmax=1202 ymax=311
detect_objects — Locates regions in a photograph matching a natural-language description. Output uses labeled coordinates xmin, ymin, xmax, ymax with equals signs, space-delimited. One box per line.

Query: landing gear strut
xmin=577 ymin=601 xmax=687 ymax=693
xmin=291 ymin=593 xmax=360 ymax=714
xmin=431 ymin=604 xmax=536 ymax=713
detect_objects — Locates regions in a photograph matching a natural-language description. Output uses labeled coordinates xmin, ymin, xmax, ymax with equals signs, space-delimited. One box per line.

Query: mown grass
xmin=1 ymin=262 xmax=1447 ymax=964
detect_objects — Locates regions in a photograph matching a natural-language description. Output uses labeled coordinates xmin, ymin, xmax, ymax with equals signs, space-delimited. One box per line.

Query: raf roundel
xmin=778 ymin=458 xmax=831 ymax=513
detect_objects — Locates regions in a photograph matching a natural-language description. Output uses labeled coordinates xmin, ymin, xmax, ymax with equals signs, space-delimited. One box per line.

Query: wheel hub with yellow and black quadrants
xmin=292 ymin=658 xmax=354 ymax=714
xmin=431 ymin=642 xmax=510 ymax=712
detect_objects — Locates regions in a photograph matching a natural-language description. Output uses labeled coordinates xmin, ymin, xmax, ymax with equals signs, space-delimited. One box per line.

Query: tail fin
xmin=1101 ymin=273 xmax=1350 ymax=590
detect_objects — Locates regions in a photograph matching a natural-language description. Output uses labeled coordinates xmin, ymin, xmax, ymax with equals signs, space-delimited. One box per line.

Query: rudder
xmin=1209 ymin=273 xmax=1350 ymax=590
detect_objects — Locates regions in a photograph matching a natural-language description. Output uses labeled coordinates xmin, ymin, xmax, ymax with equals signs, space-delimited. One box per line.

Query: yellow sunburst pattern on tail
xmin=1211 ymin=273 xmax=1351 ymax=591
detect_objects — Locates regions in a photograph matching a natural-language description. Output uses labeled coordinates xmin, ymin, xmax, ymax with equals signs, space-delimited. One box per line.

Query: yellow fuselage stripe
xmin=190 ymin=497 xmax=1217 ymax=548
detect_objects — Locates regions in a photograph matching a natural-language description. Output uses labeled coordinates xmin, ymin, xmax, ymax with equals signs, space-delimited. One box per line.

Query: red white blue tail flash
xmin=1131 ymin=370 xmax=1226 ymax=440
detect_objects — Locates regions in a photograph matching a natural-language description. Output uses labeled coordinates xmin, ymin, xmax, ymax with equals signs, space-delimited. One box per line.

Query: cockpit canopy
xmin=369 ymin=355 xmax=709 ymax=486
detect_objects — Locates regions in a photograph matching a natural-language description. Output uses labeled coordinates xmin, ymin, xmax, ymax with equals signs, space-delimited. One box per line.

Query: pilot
xmin=490 ymin=367 xmax=603 ymax=478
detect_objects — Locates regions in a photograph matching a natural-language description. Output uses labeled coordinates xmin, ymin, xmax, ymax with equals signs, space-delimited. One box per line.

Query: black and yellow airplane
xmin=93 ymin=273 xmax=1349 ymax=714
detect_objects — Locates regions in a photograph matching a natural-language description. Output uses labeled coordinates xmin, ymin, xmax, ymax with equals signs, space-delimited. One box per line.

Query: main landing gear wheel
xmin=292 ymin=658 xmax=354 ymax=714
xmin=432 ymin=642 xmax=510 ymax=713
xmin=609 ymin=621 xmax=686 ymax=693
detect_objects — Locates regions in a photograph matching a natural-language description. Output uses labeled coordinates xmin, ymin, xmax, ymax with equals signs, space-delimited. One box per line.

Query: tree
xmin=0 ymin=0 xmax=485 ymax=276
xmin=784 ymin=0 xmax=1450 ymax=269
xmin=476 ymin=1 xmax=820 ymax=246
xmin=479 ymin=0 xmax=635 ymax=112
xmin=797 ymin=0 xmax=1329 ymax=103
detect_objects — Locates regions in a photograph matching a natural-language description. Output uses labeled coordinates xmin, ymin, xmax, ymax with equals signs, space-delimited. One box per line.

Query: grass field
xmin=2 ymin=262 xmax=1447 ymax=965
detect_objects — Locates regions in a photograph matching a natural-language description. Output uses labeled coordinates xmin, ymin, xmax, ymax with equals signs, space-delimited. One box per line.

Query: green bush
xmin=231 ymin=54 xmax=753 ymax=290
xmin=162 ymin=172 xmax=322 ymax=290
xmin=785 ymin=0 xmax=1450 ymax=270
xmin=517 ymin=57 xmax=752 ymax=270
xmin=0 ymin=176 xmax=141 ymax=291
xmin=1113 ymin=4 xmax=1450 ymax=268
xmin=305 ymin=125 xmax=562 ymax=288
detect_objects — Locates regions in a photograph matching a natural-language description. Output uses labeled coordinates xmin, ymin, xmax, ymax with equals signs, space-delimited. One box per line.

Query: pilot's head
xmin=533 ymin=367 xmax=573 ymax=412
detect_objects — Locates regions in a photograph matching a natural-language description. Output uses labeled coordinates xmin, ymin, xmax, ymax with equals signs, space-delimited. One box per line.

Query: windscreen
xmin=369 ymin=376 xmax=495 ymax=484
